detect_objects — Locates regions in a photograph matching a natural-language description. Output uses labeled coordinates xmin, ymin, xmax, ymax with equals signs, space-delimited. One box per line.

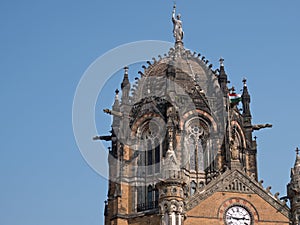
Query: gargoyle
xmin=103 ymin=108 xmax=123 ymax=117
xmin=252 ymin=123 xmax=272 ymax=131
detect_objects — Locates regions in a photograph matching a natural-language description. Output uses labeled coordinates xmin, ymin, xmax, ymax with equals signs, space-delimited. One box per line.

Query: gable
xmin=185 ymin=169 xmax=290 ymax=224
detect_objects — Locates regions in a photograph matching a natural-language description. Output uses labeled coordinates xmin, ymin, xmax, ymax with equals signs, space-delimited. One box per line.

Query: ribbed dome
xmin=131 ymin=45 xmax=223 ymax=113
xmin=143 ymin=46 xmax=215 ymax=88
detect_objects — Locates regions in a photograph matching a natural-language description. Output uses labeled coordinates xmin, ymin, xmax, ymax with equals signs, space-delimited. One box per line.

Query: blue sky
xmin=1 ymin=1 xmax=300 ymax=225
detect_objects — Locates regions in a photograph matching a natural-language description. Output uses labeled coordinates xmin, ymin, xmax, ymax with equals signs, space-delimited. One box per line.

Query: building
xmin=95 ymin=6 xmax=300 ymax=225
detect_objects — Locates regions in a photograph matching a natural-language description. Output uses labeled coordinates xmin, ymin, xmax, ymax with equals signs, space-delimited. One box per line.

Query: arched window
xmin=199 ymin=181 xmax=204 ymax=188
xmin=137 ymin=146 xmax=145 ymax=178
xmin=138 ymin=120 xmax=162 ymax=175
xmin=189 ymin=138 xmax=196 ymax=170
xmin=136 ymin=186 xmax=145 ymax=212
xmin=147 ymin=140 xmax=153 ymax=174
xmin=190 ymin=181 xmax=197 ymax=196
xmin=186 ymin=120 xmax=206 ymax=172
xmin=154 ymin=188 xmax=159 ymax=207
xmin=147 ymin=185 xmax=153 ymax=207
xmin=154 ymin=138 xmax=160 ymax=173
xmin=197 ymin=139 xmax=204 ymax=171
xmin=135 ymin=120 xmax=163 ymax=212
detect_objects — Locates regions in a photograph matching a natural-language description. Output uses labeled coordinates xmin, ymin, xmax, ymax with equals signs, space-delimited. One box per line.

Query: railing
xmin=137 ymin=201 xmax=158 ymax=212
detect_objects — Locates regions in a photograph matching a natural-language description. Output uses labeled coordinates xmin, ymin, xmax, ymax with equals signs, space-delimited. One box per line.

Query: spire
xmin=294 ymin=147 xmax=300 ymax=167
xmin=121 ymin=66 xmax=130 ymax=103
xmin=242 ymin=78 xmax=252 ymax=119
xmin=112 ymin=89 xmax=120 ymax=112
xmin=288 ymin=147 xmax=300 ymax=225
xmin=218 ymin=57 xmax=228 ymax=95
xmin=111 ymin=89 xmax=121 ymax=139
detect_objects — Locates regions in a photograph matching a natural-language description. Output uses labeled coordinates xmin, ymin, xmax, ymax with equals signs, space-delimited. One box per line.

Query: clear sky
xmin=1 ymin=1 xmax=300 ymax=225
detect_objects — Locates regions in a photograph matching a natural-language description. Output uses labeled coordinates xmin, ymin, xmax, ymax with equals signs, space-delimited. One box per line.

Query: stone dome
xmin=130 ymin=44 xmax=223 ymax=115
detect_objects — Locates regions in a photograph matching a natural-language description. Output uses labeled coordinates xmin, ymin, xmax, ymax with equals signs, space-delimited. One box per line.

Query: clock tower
xmin=96 ymin=5 xmax=296 ymax=225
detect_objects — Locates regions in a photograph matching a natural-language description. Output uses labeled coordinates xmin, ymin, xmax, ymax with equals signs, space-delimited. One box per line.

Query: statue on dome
xmin=172 ymin=4 xmax=184 ymax=42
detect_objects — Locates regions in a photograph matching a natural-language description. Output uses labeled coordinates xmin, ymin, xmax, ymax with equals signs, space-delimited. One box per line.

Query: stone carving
xmin=230 ymin=130 xmax=240 ymax=160
xmin=185 ymin=170 xmax=290 ymax=218
xmin=252 ymin=123 xmax=272 ymax=131
xmin=159 ymin=199 xmax=185 ymax=214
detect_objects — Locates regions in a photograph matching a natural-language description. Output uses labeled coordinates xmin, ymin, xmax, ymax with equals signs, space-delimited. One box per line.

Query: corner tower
xmin=288 ymin=148 xmax=300 ymax=225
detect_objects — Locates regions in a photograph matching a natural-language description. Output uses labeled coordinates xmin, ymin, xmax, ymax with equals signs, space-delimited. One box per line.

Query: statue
xmin=230 ymin=134 xmax=239 ymax=160
xmin=172 ymin=5 xmax=184 ymax=42
xmin=231 ymin=140 xmax=239 ymax=160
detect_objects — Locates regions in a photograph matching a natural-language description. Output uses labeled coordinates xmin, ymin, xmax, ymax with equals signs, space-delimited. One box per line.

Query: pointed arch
xmin=231 ymin=120 xmax=246 ymax=149
xmin=190 ymin=180 xmax=197 ymax=196
xmin=183 ymin=117 xmax=209 ymax=172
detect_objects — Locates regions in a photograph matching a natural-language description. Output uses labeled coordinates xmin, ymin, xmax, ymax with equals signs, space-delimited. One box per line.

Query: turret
xmin=119 ymin=67 xmax=131 ymax=144
xmin=158 ymin=149 xmax=186 ymax=225
xmin=121 ymin=66 xmax=130 ymax=104
xmin=240 ymin=79 xmax=257 ymax=178
xmin=242 ymin=78 xmax=252 ymax=123
xmin=111 ymin=89 xmax=121 ymax=158
xmin=288 ymin=147 xmax=300 ymax=225
xmin=112 ymin=89 xmax=120 ymax=112
xmin=218 ymin=58 xmax=228 ymax=96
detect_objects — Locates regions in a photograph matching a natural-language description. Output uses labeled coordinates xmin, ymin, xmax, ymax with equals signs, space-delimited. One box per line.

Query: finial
xmin=124 ymin=66 xmax=128 ymax=75
xmin=115 ymin=89 xmax=119 ymax=100
xmin=219 ymin=57 xmax=224 ymax=67
xmin=296 ymin=147 xmax=299 ymax=155
xmin=243 ymin=78 xmax=247 ymax=87
xmin=229 ymin=86 xmax=236 ymax=93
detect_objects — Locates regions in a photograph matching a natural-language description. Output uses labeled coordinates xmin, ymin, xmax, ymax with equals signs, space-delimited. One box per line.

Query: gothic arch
xmin=231 ymin=120 xmax=246 ymax=149
xmin=179 ymin=109 xmax=217 ymax=132
xmin=132 ymin=114 xmax=165 ymax=212
xmin=130 ymin=113 xmax=165 ymax=137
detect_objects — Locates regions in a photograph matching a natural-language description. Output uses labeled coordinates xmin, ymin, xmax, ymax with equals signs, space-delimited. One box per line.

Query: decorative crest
xmin=124 ymin=66 xmax=128 ymax=75
xmin=243 ymin=78 xmax=247 ymax=87
xmin=296 ymin=147 xmax=299 ymax=155
xmin=115 ymin=89 xmax=119 ymax=100
xmin=219 ymin=57 xmax=225 ymax=67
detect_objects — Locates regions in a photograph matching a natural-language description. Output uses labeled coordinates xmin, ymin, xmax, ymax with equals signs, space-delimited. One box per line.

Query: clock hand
xmin=231 ymin=216 xmax=242 ymax=220
xmin=231 ymin=216 xmax=249 ymax=221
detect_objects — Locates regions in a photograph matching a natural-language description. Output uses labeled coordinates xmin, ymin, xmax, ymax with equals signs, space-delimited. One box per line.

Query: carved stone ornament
xmin=160 ymin=199 xmax=185 ymax=214
xmin=185 ymin=169 xmax=290 ymax=218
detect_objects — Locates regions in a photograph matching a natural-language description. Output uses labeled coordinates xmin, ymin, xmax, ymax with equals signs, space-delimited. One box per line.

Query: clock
xmin=225 ymin=205 xmax=252 ymax=225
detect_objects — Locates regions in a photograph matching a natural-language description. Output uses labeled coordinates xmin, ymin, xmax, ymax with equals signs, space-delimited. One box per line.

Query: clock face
xmin=225 ymin=205 xmax=252 ymax=225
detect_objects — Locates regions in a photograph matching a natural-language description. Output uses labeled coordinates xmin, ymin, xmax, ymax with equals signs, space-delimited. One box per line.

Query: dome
xmin=142 ymin=45 xmax=217 ymax=93
xmin=130 ymin=44 xmax=225 ymax=121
